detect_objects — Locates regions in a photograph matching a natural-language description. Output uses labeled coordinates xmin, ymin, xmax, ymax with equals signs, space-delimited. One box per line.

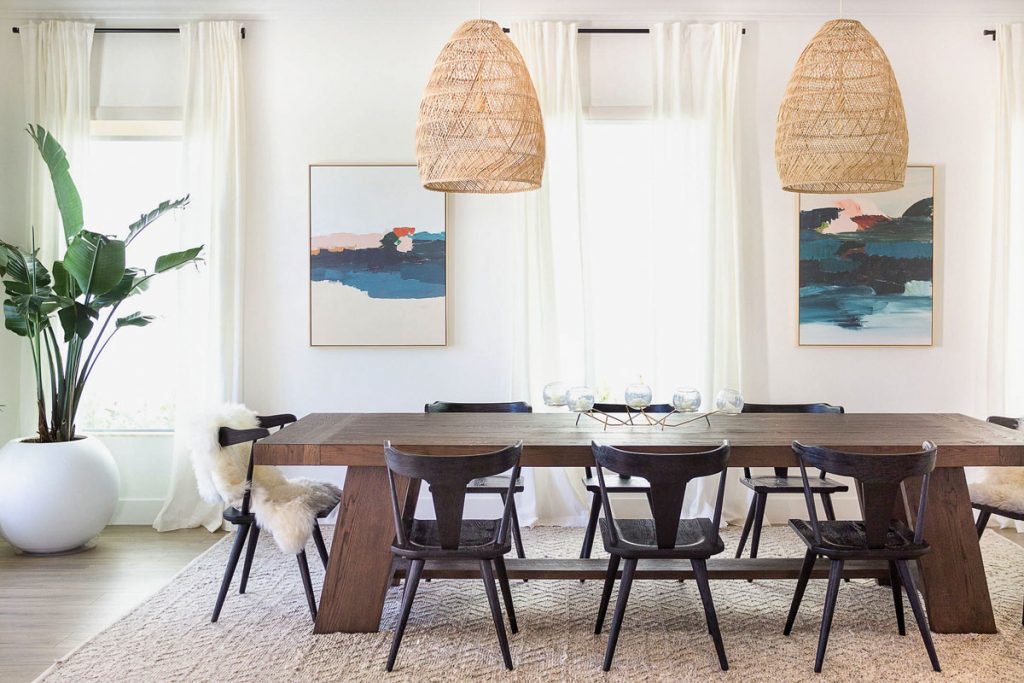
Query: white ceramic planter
xmin=0 ymin=435 xmax=120 ymax=554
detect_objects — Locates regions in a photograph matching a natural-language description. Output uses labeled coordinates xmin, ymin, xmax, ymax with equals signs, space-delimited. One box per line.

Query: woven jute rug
xmin=37 ymin=525 xmax=1024 ymax=682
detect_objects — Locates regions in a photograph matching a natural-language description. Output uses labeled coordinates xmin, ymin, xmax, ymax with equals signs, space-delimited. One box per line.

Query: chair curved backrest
xmin=384 ymin=441 xmax=523 ymax=550
xmin=424 ymin=401 xmax=532 ymax=413
xmin=740 ymin=402 xmax=844 ymax=477
xmin=217 ymin=414 xmax=297 ymax=514
xmin=593 ymin=403 xmax=675 ymax=414
xmin=987 ymin=415 xmax=1020 ymax=430
xmin=592 ymin=441 xmax=730 ymax=549
xmin=792 ymin=440 xmax=937 ymax=548
xmin=742 ymin=403 xmax=844 ymax=414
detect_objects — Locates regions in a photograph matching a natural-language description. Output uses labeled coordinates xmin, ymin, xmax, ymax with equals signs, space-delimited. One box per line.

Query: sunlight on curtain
xmin=154 ymin=21 xmax=246 ymax=532
xmin=986 ymin=22 xmax=1024 ymax=532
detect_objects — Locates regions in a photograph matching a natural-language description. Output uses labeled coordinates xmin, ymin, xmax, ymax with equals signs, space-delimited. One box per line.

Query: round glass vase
xmin=624 ymin=382 xmax=653 ymax=410
xmin=566 ymin=386 xmax=596 ymax=413
xmin=672 ymin=387 xmax=702 ymax=413
xmin=715 ymin=388 xmax=744 ymax=415
xmin=542 ymin=381 xmax=569 ymax=407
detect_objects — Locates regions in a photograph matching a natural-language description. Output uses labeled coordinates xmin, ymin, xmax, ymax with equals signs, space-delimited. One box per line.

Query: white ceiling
xmin=0 ymin=0 xmax=1021 ymax=21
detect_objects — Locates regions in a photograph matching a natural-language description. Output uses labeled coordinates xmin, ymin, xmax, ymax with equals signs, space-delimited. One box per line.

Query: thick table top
xmin=253 ymin=412 xmax=1024 ymax=468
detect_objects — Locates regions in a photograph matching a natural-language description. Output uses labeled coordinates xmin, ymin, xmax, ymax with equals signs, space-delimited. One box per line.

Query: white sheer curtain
xmin=650 ymin=22 xmax=746 ymax=523
xmin=20 ymin=20 xmax=94 ymax=265
xmin=986 ymin=22 xmax=1024 ymax=532
xmin=154 ymin=21 xmax=246 ymax=532
xmin=511 ymin=21 xmax=590 ymax=525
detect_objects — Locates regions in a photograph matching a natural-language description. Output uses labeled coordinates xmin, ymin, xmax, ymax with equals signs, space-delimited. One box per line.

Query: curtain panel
xmin=154 ymin=21 xmax=246 ymax=532
xmin=986 ymin=22 xmax=1024 ymax=532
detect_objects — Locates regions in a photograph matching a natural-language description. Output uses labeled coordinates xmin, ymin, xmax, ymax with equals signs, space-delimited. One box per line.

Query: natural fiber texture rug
xmin=38 ymin=525 xmax=1024 ymax=682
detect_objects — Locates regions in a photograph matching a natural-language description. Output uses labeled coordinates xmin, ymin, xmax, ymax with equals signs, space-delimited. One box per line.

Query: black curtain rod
xmin=12 ymin=26 xmax=245 ymax=38
xmin=984 ymin=29 xmax=997 ymax=41
xmin=502 ymin=27 xmax=745 ymax=35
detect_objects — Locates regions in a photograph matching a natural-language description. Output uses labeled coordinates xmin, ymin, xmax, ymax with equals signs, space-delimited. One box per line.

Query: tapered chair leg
xmin=603 ymin=557 xmax=637 ymax=672
xmin=692 ymin=558 xmax=729 ymax=671
xmin=888 ymin=561 xmax=906 ymax=635
xmin=311 ymin=521 xmax=329 ymax=570
xmin=976 ymin=509 xmax=992 ymax=538
xmin=580 ymin=494 xmax=602 ymax=560
xmin=784 ymin=549 xmax=817 ymax=635
xmin=493 ymin=556 xmax=518 ymax=634
xmin=386 ymin=558 xmax=424 ymax=672
xmin=502 ymin=494 xmax=526 ymax=560
xmin=480 ymin=559 xmax=514 ymax=670
xmin=734 ymin=496 xmax=756 ymax=558
xmin=212 ymin=523 xmax=249 ymax=622
xmin=896 ymin=560 xmax=941 ymax=672
xmin=594 ymin=554 xmax=621 ymax=633
xmin=813 ymin=559 xmax=844 ymax=673
xmin=749 ymin=493 xmax=767 ymax=560
xmin=297 ymin=550 xmax=317 ymax=620
xmin=820 ymin=493 xmax=837 ymax=521
xmin=239 ymin=523 xmax=260 ymax=594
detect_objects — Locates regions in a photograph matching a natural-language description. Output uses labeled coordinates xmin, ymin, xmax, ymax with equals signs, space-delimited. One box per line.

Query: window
xmin=580 ymin=118 xmax=711 ymax=401
xmin=76 ymin=135 xmax=184 ymax=431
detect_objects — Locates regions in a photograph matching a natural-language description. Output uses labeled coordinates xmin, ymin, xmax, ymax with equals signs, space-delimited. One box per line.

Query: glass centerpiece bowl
xmin=672 ymin=387 xmax=702 ymax=412
xmin=715 ymin=388 xmax=744 ymax=415
xmin=542 ymin=381 xmax=569 ymax=407
xmin=566 ymin=386 xmax=596 ymax=413
xmin=624 ymin=381 xmax=653 ymax=410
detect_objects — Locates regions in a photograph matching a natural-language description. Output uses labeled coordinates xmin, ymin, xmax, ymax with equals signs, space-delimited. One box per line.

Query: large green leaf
xmin=63 ymin=231 xmax=126 ymax=296
xmin=3 ymin=299 xmax=30 ymax=336
xmin=155 ymin=246 xmax=203 ymax=273
xmin=57 ymin=301 xmax=98 ymax=342
xmin=93 ymin=268 xmax=143 ymax=308
xmin=125 ymin=196 xmax=190 ymax=245
xmin=27 ymin=125 xmax=84 ymax=243
xmin=0 ymin=246 xmax=8 ymax=277
xmin=115 ymin=312 xmax=154 ymax=329
xmin=51 ymin=261 xmax=81 ymax=299
xmin=0 ymin=242 xmax=51 ymax=291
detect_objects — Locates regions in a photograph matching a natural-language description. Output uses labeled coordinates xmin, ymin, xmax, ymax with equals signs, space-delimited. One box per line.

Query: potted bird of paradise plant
xmin=0 ymin=126 xmax=203 ymax=553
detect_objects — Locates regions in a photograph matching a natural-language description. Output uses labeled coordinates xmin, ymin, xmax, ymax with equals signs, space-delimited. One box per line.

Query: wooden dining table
xmin=254 ymin=411 xmax=1024 ymax=636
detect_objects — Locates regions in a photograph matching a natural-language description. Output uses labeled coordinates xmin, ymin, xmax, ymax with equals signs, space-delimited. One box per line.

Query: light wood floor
xmin=0 ymin=526 xmax=224 ymax=683
xmin=1 ymin=526 xmax=1021 ymax=683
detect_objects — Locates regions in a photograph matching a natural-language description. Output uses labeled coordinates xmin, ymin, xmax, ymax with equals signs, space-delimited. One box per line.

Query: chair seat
xmin=428 ymin=475 xmax=524 ymax=495
xmin=971 ymin=500 xmax=1024 ymax=522
xmin=392 ymin=519 xmax=511 ymax=559
xmin=599 ymin=518 xmax=724 ymax=559
xmin=970 ymin=479 xmax=1024 ymax=518
xmin=582 ymin=474 xmax=650 ymax=493
xmin=224 ymin=502 xmax=337 ymax=525
xmin=740 ymin=475 xmax=848 ymax=494
xmin=789 ymin=519 xmax=931 ymax=559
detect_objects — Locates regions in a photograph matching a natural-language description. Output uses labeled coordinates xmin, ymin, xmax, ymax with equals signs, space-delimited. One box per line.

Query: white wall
xmin=0 ymin=1 xmax=1021 ymax=524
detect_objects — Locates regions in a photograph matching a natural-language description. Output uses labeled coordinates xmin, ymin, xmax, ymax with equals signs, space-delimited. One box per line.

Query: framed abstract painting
xmin=798 ymin=165 xmax=935 ymax=346
xmin=309 ymin=165 xmax=447 ymax=346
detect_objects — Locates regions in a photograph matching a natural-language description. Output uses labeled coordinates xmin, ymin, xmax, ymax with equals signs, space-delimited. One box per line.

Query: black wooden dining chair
xmin=735 ymin=403 xmax=847 ymax=560
xmin=424 ymin=401 xmax=530 ymax=559
xmin=384 ymin=440 xmax=523 ymax=672
xmin=972 ymin=416 xmax=1024 ymax=625
xmin=578 ymin=403 xmax=674 ymax=561
xmin=785 ymin=440 xmax=940 ymax=673
xmin=591 ymin=440 xmax=731 ymax=672
xmin=211 ymin=414 xmax=332 ymax=623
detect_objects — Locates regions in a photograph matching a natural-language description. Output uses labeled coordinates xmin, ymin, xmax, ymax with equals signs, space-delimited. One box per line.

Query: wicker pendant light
xmin=416 ymin=19 xmax=545 ymax=193
xmin=775 ymin=19 xmax=908 ymax=194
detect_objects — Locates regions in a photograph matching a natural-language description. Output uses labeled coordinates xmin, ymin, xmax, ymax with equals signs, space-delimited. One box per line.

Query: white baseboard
xmin=111 ymin=498 xmax=165 ymax=525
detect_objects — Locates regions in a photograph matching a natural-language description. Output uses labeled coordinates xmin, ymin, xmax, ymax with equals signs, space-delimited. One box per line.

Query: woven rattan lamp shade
xmin=416 ymin=19 xmax=545 ymax=193
xmin=775 ymin=19 xmax=908 ymax=194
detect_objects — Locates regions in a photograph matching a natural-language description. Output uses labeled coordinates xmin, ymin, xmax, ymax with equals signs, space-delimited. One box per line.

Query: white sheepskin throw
xmin=970 ymin=468 xmax=1024 ymax=516
xmin=190 ymin=404 xmax=342 ymax=554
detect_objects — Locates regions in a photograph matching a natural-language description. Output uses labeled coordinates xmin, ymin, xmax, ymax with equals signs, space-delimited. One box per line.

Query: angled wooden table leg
xmin=315 ymin=466 xmax=419 ymax=633
xmin=899 ymin=467 xmax=996 ymax=634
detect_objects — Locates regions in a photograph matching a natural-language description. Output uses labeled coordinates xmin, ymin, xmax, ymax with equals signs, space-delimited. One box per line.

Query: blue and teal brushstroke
xmin=311 ymin=230 xmax=446 ymax=299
